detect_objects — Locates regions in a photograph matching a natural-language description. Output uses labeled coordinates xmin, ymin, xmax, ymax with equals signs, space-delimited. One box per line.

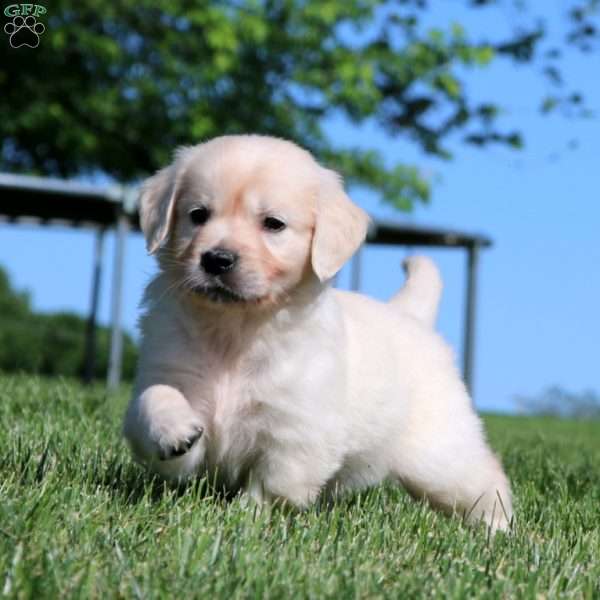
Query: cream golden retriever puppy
xmin=123 ymin=134 xmax=513 ymax=532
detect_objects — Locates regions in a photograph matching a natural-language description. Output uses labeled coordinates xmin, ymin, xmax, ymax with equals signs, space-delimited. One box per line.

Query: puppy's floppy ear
xmin=311 ymin=168 xmax=370 ymax=281
xmin=138 ymin=165 xmax=178 ymax=254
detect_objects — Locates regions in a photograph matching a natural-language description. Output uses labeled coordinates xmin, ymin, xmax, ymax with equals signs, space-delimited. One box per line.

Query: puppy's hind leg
xmin=388 ymin=256 xmax=442 ymax=328
xmin=393 ymin=394 xmax=513 ymax=533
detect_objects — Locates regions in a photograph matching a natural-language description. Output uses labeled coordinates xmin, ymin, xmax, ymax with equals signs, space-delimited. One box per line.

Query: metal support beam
xmin=350 ymin=249 xmax=363 ymax=291
xmin=84 ymin=228 xmax=105 ymax=383
xmin=462 ymin=244 xmax=480 ymax=395
xmin=107 ymin=211 xmax=129 ymax=390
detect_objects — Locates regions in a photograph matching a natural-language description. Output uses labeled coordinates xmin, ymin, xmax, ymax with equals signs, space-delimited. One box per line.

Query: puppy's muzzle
xmin=201 ymin=248 xmax=238 ymax=276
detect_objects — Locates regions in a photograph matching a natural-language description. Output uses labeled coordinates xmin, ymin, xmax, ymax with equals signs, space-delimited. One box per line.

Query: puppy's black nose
xmin=201 ymin=248 xmax=238 ymax=275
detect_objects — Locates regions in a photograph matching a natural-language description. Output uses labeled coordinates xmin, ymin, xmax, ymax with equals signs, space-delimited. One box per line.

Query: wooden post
xmin=463 ymin=244 xmax=480 ymax=395
xmin=83 ymin=228 xmax=105 ymax=383
xmin=107 ymin=211 xmax=128 ymax=390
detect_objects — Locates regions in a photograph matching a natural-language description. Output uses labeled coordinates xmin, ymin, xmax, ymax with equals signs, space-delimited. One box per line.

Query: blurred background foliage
xmin=0 ymin=0 xmax=598 ymax=210
xmin=0 ymin=267 xmax=137 ymax=380
xmin=516 ymin=386 xmax=600 ymax=419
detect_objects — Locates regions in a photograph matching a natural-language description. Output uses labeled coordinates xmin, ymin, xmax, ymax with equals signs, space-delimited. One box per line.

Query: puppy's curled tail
xmin=388 ymin=255 xmax=442 ymax=328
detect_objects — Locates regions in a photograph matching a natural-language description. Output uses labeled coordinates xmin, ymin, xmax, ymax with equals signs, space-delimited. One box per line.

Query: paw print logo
xmin=4 ymin=15 xmax=45 ymax=48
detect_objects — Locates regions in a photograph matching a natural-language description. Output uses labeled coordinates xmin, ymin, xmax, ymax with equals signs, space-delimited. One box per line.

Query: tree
xmin=515 ymin=386 xmax=600 ymax=419
xmin=0 ymin=266 xmax=138 ymax=380
xmin=0 ymin=0 xmax=597 ymax=209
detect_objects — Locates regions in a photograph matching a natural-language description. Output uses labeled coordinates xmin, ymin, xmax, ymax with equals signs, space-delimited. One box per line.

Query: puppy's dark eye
xmin=189 ymin=206 xmax=210 ymax=226
xmin=263 ymin=216 xmax=286 ymax=232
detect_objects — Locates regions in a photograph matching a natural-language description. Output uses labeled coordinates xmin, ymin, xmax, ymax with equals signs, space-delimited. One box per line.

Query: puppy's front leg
xmin=244 ymin=463 xmax=321 ymax=509
xmin=123 ymin=384 xmax=205 ymax=481
xmin=244 ymin=445 xmax=340 ymax=509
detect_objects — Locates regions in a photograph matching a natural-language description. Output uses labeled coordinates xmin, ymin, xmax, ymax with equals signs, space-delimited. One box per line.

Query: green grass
xmin=1 ymin=375 xmax=599 ymax=599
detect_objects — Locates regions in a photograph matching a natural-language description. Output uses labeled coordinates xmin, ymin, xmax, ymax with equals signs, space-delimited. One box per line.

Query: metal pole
xmin=350 ymin=249 xmax=362 ymax=291
xmin=84 ymin=228 xmax=105 ymax=383
xmin=463 ymin=244 xmax=480 ymax=396
xmin=107 ymin=210 xmax=129 ymax=390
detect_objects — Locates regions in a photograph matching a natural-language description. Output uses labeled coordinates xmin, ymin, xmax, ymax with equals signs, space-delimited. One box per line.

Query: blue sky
xmin=1 ymin=2 xmax=598 ymax=412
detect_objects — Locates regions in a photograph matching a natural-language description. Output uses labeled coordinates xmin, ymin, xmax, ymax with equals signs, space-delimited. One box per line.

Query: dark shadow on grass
xmin=89 ymin=457 xmax=392 ymax=518
xmin=89 ymin=458 xmax=238 ymax=507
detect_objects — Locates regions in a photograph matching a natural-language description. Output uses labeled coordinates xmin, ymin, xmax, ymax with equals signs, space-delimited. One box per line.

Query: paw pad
xmin=4 ymin=15 xmax=45 ymax=48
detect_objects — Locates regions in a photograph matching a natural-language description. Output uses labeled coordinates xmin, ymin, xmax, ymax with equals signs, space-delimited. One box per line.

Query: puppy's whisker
xmin=156 ymin=255 xmax=188 ymax=268
xmin=153 ymin=273 xmax=197 ymax=305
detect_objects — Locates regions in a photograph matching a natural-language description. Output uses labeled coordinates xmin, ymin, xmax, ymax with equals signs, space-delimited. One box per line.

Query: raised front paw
xmin=144 ymin=408 xmax=206 ymax=463
xmin=124 ymin=399 xmax=207 ymax=481
xmin=157 ymin=423 xmax=204 ymax=461
xmin=144 ymin=413 xmax=207 ymax=481
xmin=123 ymin=383 xmax=209 ymax=481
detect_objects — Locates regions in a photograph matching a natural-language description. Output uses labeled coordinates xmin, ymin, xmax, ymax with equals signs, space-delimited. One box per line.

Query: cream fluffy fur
xmin=123 ymin=135 xmax=513 ymax=532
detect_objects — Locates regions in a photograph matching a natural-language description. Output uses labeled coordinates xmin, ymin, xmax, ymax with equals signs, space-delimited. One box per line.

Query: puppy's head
xmin=139 ymin=135 xmax=369 ymax=308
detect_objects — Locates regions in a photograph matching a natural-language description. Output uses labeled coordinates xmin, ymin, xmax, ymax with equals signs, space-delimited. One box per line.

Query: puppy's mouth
xmin=192 ymin=282 xmax=249 ymax=304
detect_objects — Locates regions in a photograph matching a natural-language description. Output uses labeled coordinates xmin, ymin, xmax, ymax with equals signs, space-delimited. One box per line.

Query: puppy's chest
xmin=198 ymin=354 xmax=280 ymax=481
xmin=205 ymin=367 xmax=254 ymax=424
xmin=185 ymin=328 xmax=318 ymax=478
xmin=192 ymin=347 xmax=271 ymax=441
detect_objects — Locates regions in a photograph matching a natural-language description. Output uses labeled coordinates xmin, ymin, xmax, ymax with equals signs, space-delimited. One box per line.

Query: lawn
xmin=1 ymin=375 xmax=599 ymax=599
